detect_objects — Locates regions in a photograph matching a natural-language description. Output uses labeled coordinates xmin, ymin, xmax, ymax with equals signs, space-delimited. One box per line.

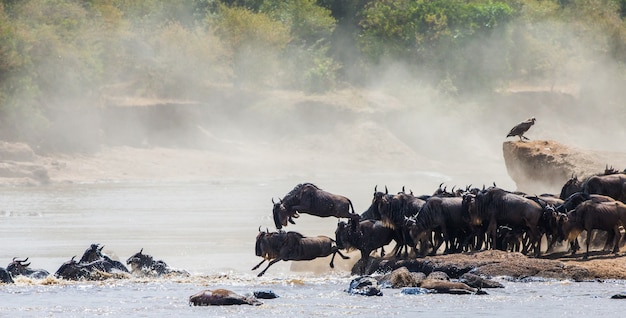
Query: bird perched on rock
xmin=506 ymin=117 xmax=535 ymax=141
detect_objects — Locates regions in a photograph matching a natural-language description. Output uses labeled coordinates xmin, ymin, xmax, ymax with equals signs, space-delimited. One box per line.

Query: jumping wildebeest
xmin=126 ymin=249 xmax=188 ymax=276
xmin=253 ymin=229 xmax=349 ymax=277
xmin=562 ymin=200 xmax=626 ymax=259
xmin=7 ymin=257 xmax=49 ymax=279
xmin=79 ymin=243 xmax=129 ymax=273
xmin=272 ymin=183 xmax=359 ymax=229
xmin=54 ymin=256 xmax=116 ymax=280
xmin=466 ymin=187 xmax=544 ymax=256
xmin=335 ymin=219 xmax=396 ymax=275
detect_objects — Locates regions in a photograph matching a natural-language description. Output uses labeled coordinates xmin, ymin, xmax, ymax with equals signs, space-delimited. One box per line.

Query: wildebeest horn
xmin=98 ymin=245 xmax=104 ymax=252
xmin=71 ymin=256 xmax=76 ymax=262
xmin=374 ymin=185 xmax=377 ymax=193
xmin=271 ymin=198 xmax=275 ymax=204
xmin=140 ymin=248 xmax=143 ymax=254
xmin=385 ymin=186 xmax=388 ymax=194
xmin=258 ymin=226 xmax=262 ymax=232
xmin=402 ymin=186 xmax=405 ymax=193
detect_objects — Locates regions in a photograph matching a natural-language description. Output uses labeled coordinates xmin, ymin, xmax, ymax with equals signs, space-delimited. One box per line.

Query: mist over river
xmin=0 ymin=177 xmax=624 ymax=316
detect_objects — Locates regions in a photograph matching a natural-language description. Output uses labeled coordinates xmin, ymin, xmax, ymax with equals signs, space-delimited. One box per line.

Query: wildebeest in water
xmin=272 ymin=183 xmax=359 ymax=229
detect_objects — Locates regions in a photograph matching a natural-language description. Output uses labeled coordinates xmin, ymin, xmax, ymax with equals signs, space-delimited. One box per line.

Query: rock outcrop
xmin=502 ymin=140 xmax=626 ymax=194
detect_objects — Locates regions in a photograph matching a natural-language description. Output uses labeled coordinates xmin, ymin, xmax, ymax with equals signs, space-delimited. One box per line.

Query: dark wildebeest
xmin=79 ymin=243 xmax=129 ymax=273
xmin=556 ymin=192 xmax=617 ymax=252
xmin=562 ymin=200 xmax=626 ymax=259
xmin=126 ymin=249 xmax=188 ymax=276
xmin=407 ymin=196 xmax=471 ymax=255
xmin=0 ymin=267 xmax=13 ymax=284
xmin=583 ymin=173 xmax=626 ymax=203
xmin=559 ymin=167 xmax=623 ymax=200
xmin=7 ymin=257 xmax=49 ymax=279
xmin=377 ymin=187 xmax=425 ymax=257
xmin=55 ymin=256 xmax=116 ymax=280
xmin=272 ymin=183 xmax=359 ymax=229
xmin=467 ymin=187 xmax=544 ymax=256
xmin=253 ymin=229 xmax=349 ymax=277
xmin=335 ymin=219 xmax=396 ymax=275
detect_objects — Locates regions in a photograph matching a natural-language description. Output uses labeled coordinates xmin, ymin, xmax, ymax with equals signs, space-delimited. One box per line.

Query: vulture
xmin=506 ymin=117 xmax=535 ymax=141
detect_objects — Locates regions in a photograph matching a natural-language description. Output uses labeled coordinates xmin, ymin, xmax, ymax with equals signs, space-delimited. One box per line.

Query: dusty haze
xmin=21 ymin=7 xmax=626 ymax=198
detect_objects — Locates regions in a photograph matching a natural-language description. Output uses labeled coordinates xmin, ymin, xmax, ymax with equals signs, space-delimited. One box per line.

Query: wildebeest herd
xmin=256 ymin=167 xmax=626 ymax=276
xmin=0 ymin=243 xmax=187 ymax=284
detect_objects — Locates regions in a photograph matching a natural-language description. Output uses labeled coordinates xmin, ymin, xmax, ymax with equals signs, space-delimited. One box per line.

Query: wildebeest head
xmin=126 ymin=248 xmax=153 ymax=272
xmin=80 ymin=243 xmax=104 ymax=264
xmin=55 ymin=256 xmax=85 ymax=280
xmin=559 ymin=176 xmax=582 ymax=200
xmin=272 ymin=199 xmax=289 ymax=229
xmin=7 ymin=257 xmax=30 ymax=277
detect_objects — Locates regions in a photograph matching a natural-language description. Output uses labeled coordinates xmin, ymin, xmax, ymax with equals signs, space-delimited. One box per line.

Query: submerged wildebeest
xmin=253 ymin=229 xmax=349 ymax=277
xmin=79 ymin=243 xmax=129 ymax=273
xmin=0 ymin=267 xmax=13 ymax=284
xmin=272 ymin=183 xmax=359 ymax=229
xmin=335 ymin=219 xmax=396 ymax=275
xmin=126 ymin=248 xmax=188 ymax=276
xmin=54 ymin=256 xmax=116 ymax=280
xmin=562 ymin=200 xmax=626 ymax=259
xmin=189 ymin=289 xmax=262 ymax=306
xmin=7 ymin=257 xmax=49 ymax=279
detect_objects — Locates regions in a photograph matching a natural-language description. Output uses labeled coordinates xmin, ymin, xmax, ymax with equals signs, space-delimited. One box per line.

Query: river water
xmin=0 ymin=176 xmax=624 ymax=317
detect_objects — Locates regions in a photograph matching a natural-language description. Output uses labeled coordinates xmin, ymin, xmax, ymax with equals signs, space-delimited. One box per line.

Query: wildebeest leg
xmin=583 ymin=229 xmax=593 ymax=260
xmin=611 ymin=226 xmax=621 ymax=254
xmin=251 ymin=259 xmax=266 ymax=271
xmin=257 ymin=258 xmax=282 ymax=277
xmin=328 ymin=249 xmax=350 ymax=268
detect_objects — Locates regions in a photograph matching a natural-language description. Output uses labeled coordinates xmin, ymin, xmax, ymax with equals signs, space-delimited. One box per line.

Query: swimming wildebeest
xmin=54 ymin=256 xmax=116 ymax=280
xmin=189 ymin=289 xmax=262 ymax=306
xmin=7 ymin=257 xmax=49 ymax=279
xmin=0 ymin=267 xmax=13 ymax=284
xmin=253 ymin=229 xmax=349 ymax=277
xmin=335 ymin=219 xmax=396 ymax=275
xmin=272 ymin=183 xmax=359 ymax=229
xmin=126 ymin=248 xmax=187 ymax=276
xmin=79 ymin=243 xmax=129 ymax=273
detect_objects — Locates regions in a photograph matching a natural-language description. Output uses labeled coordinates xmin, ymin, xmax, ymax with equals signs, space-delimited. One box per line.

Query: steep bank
xmin=502 ymin=140 xmax=626 ymax=194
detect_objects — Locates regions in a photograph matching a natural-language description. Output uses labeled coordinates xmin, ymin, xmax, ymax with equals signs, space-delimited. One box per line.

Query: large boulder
xmin=502 ymin=140 xmax=626 ymax=194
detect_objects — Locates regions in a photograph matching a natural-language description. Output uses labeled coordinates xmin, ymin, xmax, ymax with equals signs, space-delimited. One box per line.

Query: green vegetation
xmin=0 ymin=0 xmax=625 ymax=150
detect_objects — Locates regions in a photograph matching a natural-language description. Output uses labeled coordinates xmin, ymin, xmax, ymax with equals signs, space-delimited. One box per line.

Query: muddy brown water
xmin=0 ymin=176 xmax=623 ymax=316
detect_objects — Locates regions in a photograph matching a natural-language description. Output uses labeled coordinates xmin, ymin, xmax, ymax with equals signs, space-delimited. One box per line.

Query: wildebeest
xmin=7 ymin=257 xmax=49 ymax=279
xmin=562 ymin=200 xmax=626 ymax=259
xmin=583 ymin=173 xmax=626 ymax=203
xmin=0 ymin=267 xmax=13 ymax=284
xmin=54 ymin=256 xmax=116 ymax=280
xmin=189 ymin=289 xmax=262 ymax=306
xmin=79 ymin=243 xmax=129 ymax=273
xmin=126 ymin=249 xmax=188 ymax=276
xmin=466 ymin=187 xmax=544 ymax=256
xmin=272 ymin=183 xmax=359 ymax=229
xmin=253 ymin=229 xmax=349 ymax=277
xmin=407 ymin=196 xmax=471 ymax=255
xmin=335 ymin=219 xmax=396 ymax=275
